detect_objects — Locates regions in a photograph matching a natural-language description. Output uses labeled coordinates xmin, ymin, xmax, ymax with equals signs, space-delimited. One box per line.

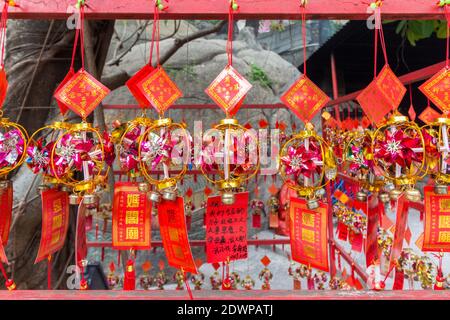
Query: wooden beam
xmin=1 ymin=290 xmax=450 ymax=300
xmin=6 ymin=0 xmax=446 ymax=20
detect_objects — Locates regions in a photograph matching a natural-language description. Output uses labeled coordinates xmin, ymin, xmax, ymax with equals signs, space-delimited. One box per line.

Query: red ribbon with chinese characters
xmin=205 ymin=192 xmax=249 ymax=263
xmin=158 ymin=196 xmax=197 ymax=273
xmin=35 ymin=189 xmax=70 ymax=264
xmin=289 ymin=198 xmax=329 ymax=272
xmin=112 ymin=182 xmax=152 ymax=250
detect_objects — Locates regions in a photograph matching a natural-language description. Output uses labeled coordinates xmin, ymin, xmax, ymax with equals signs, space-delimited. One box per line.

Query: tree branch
xmin=102 ymin=21 xmax=227 ymax=90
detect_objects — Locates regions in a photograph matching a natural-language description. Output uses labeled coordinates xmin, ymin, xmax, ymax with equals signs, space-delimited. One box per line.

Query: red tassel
xmin=0 ymin=262 xmax=15 ymax=290
xmin=186 ymin=215 xmax=192 ymax=231
xmin=101 ymin=248 xmax=105 ymax=262
xmin=123 ymin=259 xmax=136 ymax=290
xmin=95 ymin=223 xmax=99 ymax=240
xmin=252 ymin=213 xmax=261 ymax=228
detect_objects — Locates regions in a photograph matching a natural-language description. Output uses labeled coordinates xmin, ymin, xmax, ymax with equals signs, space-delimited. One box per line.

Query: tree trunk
xmin=5 ymin=19 xmax=114 ymax=289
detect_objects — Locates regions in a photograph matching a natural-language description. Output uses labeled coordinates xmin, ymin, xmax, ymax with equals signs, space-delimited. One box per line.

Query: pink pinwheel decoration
xmin=281 ymin=141 xmax=322 ymax=179
xmin=140 ymin=131 xmax=174 ymax=170
xmin=0 ymin=128 xmax=25 ymax=169
xmin=26 ymin=138 xmax=53 ymax=175
xmin=375 ymin=129 xmax=421 ymax=167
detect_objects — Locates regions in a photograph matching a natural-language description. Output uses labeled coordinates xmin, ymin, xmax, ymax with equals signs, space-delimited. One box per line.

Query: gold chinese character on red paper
xmin=125 ymin=210 xmax=139 ymax=225
xmin=54 ymin=69 xmax=110 ymax=119
xmin=419 ymin=106 xmax=441 ymax=125
xmin=136 ymin=66 xmax=182 ymax=114
xmin=280 ymin=75 xmax=330 ymax=123
xmin=205 ymin=65 xmax=252 ymax=116
xmin=356 ymin=65 xmax=406 ymax=125
xmin=52 ymin=215 xmax=62 ymax=229
xmin=127 ymin=194 xmax=140 ymax=208
xmin=126 ymin=227 xmax=139 ymax=240
xmin=420 ymin=68 xmax=450 ymax=112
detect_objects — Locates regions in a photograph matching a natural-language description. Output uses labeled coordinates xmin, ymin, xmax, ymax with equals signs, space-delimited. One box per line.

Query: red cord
xmin=47 ymin=254 xmax=52 ymax=290
xmin=227 ymin=4 xmax=234 ymax=66
xmin=301 ymin=7 xmax=307 ymax=76
xmin=183 ymin=269 xmax=194 ymax=300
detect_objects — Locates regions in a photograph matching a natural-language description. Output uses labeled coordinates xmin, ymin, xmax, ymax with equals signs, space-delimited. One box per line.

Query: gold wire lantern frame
xmin=424 ymin=117 xmax=450 ymax=185
xmin=138 ymin=117 xmax=189 ymax=191
xmin=117 ymin=115 xmax=153 ymax=179
xmin=50 ymin=121 xmax=107 ymax=195
xmin=372 ymin=114 xmax=427 ymax=189
xmin=199 ymin=118 xmax=260 ymax=192
xmin=0 ymin=110 xmax=29 ymax=178
xmin=278 ymin=127 xmax=334 ymax=199
xmin=27 ymin=121 xmax=73 ymax=184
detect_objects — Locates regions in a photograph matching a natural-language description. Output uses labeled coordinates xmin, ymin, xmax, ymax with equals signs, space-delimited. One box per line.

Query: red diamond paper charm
xmin=205 ymin=65 xmax=252 ymax=116
xmin=126 ymin=64 xmax=154 ymax=108
xmin=419 ymin=106 xmax=441 ymax=125
xmin=137 ymin=66 xmax=182 ymax=115
xmin=54 ymin=69 xmax=75 ymax=116
xmin=280 ymin=75 xmax=330 ymax=124
xmin=356 ymin=65 xmax=406 ymax=125
xmin=419 ymin=67 xmax=450 ymax=112
xmin=261 ymin=255 xmax=271 ymax=267
xmin=54 ymin=69 xmax=110 ymax=119
xmin=0 ymin=69 xmax=7 ymax=109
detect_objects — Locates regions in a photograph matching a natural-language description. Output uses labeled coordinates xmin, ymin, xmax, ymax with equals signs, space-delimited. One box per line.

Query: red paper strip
xmin=35 ymin=189 xmax=70 ymax=264
xmin=252 ymin=214 xmax=261 ymax=228
xmin=0 ymin=69 xmax=7 ymax=108
xmin=365 ymin=196 xmax=381 ymax=267
xmin=349 ymin=231 xmax=363 ymax=252
xmin=393 ymin=269 xmax=404 ymax=290
xmin=389 ymin=195 xmax=409 ymax=268
xmin=205 ymin=192 xmax=249 ymax=263
xmin=289 ymin=198 xmax=329 ymax=272
xmin=423 ymin=186 xmax=450 ymax=251
xmin=75 ymin=203 xmax=87 ymax=267
xmin=337 ymin=222 xmax=348 ymax=241
xmin=158 ymin=196 xmax=197 ymax=273
xmin=112 ymin=182 xmax=151 ymax=250
xmin=0 ymin=183 xmax=12 ymax=245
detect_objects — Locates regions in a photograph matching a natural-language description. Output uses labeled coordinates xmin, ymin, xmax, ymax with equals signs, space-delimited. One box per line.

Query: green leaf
xmin=406 ymin=29 xmax=417 ymax=46
xmin=436 ymin=21 xmax=449 ymax=39
xmin=395 ymin=20 xmax=407 ymax=35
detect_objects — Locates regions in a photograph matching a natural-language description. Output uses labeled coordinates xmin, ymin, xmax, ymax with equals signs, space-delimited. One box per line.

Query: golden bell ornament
xmin=148 ymin=191 xmax=162 ymax=203
xmin=221 ymin=191 xmax=236 ymax=205
xmin=0 ymin=179 xmax=11 ymax=190
xmin=389 ymin=189 xmax=403 ymax=201
xmin=138 ymin=182 xmax=150 ymax=193
xmin=405 ymin=188 xmax=421 ymax=202
xmin=306 ymin=198 xmax=319 ymax=210
xmin=69 ymin=193 xmax=81 ymax=205
xmin=82 ymin=194 xmax=98 ymax=206
xmin=356 ymin=190 xmax=368 ymax=202
xmin=434 ymin=184 xmax=448 ymax=195
xmin=37 ymin=184 xmax=50 ymax=193
xmin=379 ymin=192 xmax=390 ymax=203
xmin=162 ymin=188 xmax=177 ymax=201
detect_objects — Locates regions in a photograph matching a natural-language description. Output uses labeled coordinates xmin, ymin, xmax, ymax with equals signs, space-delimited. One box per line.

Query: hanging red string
xmin=47 ymin=254 xmax=52 ymax=290
xmin=444 ymin=5 xmax=450 ymax=68
xmin=182 ymin=268 xmax=194 ymax=300
xmin=0 ymin=260 xmax=15 ymax=290
xmin=149 ymin=1 xmax=161 ymax=67
xmin=227 ymin=1 xmax=237 ymax=66
xmin=373 ymin=5 xmax=388 ymax=79
xmin=0 ymin=1 xmax=9 ymax=70
xmin=69 ymin=1 xmax=86 ymax=71
xmin=301 ymin=5 xmax=307 ymax=76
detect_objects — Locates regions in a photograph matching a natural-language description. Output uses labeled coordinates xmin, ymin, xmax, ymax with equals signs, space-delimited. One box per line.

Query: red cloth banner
xmin=158 ymin=197 xmax=197 ymax=273
xmin=289 ymin=198 xmax=329 ymax=272
xmin=205 ymin=192 xmax=248 ymax=263
xmin=75 ymin=203 xmax=87 ymax=267
xmin=35 ymin=189 xmax=70 ymax=263
xmin=0 ymin=183 xmax=12 ymax=245
xmin=389 ymin=195 xmax=409 ymax=268
xmin=423 ymin=186 xmax=450 ymax=251
xmin=365 ymin=195 xmax=381 ymax=267
xmin=112 ymin=182 xmax=151 ymax=250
